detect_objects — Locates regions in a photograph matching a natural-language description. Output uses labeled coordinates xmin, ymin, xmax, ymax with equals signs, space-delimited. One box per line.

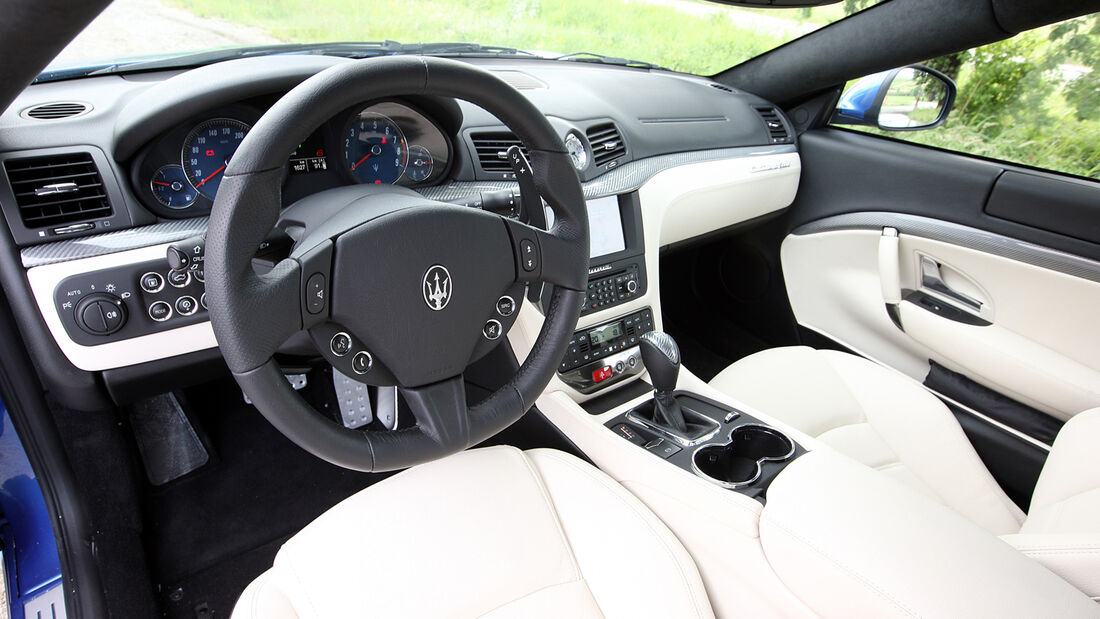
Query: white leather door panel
xmin=781 ymin=223 xmax=1100 ymax=421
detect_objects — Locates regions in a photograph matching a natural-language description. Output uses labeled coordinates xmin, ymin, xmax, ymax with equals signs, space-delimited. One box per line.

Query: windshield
xmin=48 ymin=0 xmax=886 ymax=78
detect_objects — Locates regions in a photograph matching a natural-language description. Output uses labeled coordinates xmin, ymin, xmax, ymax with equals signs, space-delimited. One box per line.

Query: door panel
xmin=780 ymin=127 xmax=1100 ymax=489
xmin=783 ymin=221 xmax=1100 ymax=421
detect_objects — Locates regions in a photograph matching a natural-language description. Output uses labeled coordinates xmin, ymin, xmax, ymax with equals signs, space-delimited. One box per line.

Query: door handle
xmin=920 ymin=256 xmax=983 ymax=312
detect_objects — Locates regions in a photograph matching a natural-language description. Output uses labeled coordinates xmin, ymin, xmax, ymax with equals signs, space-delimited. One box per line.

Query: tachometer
xmin=150 ymin=165 xmax=198 ymax=209
xmin=182 ymin=118 xmax=251 ymax=200
xmin=344 ymin=112 xmax=408 ymax=184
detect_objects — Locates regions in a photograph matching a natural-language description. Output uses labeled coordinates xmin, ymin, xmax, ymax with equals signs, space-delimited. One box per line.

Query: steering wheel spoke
xmin=398 ymin=375 xmax=471 ymax=454
xmin=506 ymin=219 xmax=588 ymax=291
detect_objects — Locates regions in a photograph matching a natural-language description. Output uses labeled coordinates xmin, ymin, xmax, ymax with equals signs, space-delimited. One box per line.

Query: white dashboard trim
xmin=510 ymin=151 xmax=802 ymax=401
xmin=26 ymin=242 xmax=217 ymax=372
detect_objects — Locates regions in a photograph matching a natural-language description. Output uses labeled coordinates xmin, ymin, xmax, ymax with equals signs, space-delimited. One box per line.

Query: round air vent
xmin=21 ymin=101 xmax=92 ymax=120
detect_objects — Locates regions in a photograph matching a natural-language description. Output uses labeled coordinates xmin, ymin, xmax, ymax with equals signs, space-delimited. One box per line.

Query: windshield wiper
xmin=554 ymin=52 xmax=664 ymax=70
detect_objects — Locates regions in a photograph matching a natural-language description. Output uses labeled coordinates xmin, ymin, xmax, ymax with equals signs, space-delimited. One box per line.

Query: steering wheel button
xmin=520 ymin=239 xmax=538 ymax=272
xmin=167 ymin=269 xmax=191 ymax=288
xmin=330 ymin=332 xmax=352 ymax=357
xmin=175 ymin=295 xmax=198 ymax=316
xmin=140 ymin=271 xmax=165 ymax=293
xmin=148 ymin=301 xmax=172 ymax=322
xmin=351 ymin=351 xmax=373 ymax=374
xmin=483 ymin=319 xmax=503 ymax=340
xmin=306 ymin=273 xmax=327 ymax=314
xmin=496 ymin=295 xmax=515 ymax=317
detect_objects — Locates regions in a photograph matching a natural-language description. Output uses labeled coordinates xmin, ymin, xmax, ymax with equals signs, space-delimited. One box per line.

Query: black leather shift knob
xmin=639 ymin=331 xmax=680 ymax=393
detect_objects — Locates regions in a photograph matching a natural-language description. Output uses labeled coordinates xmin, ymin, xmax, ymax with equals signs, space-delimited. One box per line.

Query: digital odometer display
xmin=589 ymin=321 xmax=624 ymax=345
xmin=181 ymin=118 xmax=251 ymax=200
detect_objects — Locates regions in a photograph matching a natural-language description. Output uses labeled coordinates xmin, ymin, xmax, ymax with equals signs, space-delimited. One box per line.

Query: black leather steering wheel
xmin=205 ymin=56 xmax=589 ymax=472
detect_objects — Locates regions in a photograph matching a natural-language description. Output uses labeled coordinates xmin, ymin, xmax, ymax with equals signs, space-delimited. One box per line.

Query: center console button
xmin=496 ymin=295 xmax=515 ymax=317
xmin=612 ymin=423 xmax=647 ymax=446
xmin=140 ymin=271 xmax=165 ymax=293
xmin=175 ymin=295 xmax=198 ymax=316
xmin=645 ymin=438 xmax=682 ymax=459
xmin=148 ymin=301 xmax=172 ymax=322
xmin=200 ymin=293 xmax=208 ymax=309
xmin=193 ymin=268 xmax=205 ymax=283
xmin=167 ymin=269 xmax=190 ymax=288
xmin=626 ymin=280 xmax=638 ymax=294
xmin=592 ymin=366 xmax=612 ymax=383
xmin=330 ymin=332 xmax=352 ymax=357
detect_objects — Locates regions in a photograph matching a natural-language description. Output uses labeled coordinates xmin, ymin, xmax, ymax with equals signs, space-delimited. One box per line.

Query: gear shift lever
xmin=638 ymin=331 xmax=687 ymax=432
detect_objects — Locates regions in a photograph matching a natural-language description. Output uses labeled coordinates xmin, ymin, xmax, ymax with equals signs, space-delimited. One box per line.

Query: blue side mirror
xmin=832 ymin=65 xmax=957 ymax=131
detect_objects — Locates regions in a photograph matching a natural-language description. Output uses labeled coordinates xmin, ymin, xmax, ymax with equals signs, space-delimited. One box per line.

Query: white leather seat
xmin=709 ymin=346 xmax=1025 ymax=534
xmin=233 ymin=445 xmax=714 ymax=619
xmin=710 ymin=346 xmax=1100 ymax=600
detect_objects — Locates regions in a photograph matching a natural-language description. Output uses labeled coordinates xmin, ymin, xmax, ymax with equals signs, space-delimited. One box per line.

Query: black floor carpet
xmin=144 ymin=378 xmax=395 ymax=618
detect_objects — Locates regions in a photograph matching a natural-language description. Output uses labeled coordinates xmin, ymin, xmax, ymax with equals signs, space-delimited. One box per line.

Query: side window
xmin=830 ymin=14 xmax=1099 ymax=180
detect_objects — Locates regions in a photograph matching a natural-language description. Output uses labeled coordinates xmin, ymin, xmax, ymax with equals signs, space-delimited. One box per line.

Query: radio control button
xmin=626 ymin=280 xmax=638 ymax=294
xmin=330 ymin=332 xmax=352 ymax=356
xmin=140 ymin=271 xmax=165 ymax=293
xmin=483 ymin=319 xmax=503 ymax=340
xmin=496 ymin=295 xmax=515 ymax=317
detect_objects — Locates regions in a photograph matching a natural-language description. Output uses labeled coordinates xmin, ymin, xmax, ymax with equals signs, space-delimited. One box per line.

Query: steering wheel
xmin=204 ymin=56 xmax=589 ymax=472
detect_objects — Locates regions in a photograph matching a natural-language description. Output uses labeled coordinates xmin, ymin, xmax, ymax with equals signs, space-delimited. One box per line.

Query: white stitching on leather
xmin=761 ymin=513 xmax=921 ymax=619
xmin=533 ymin=450 xmax=712 ymax=619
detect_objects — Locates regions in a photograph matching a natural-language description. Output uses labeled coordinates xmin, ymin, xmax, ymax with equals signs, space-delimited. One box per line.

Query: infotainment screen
xmin=586 ymin=195 xmax=626 ymax=259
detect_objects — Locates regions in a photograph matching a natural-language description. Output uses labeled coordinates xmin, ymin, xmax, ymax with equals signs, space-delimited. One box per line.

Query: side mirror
xmin=831 ymin=65 xmax=956 ymax=131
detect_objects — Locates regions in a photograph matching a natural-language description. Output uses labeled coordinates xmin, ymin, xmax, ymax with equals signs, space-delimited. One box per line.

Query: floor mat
xmin=145 ymin=377 xmax=395 ymax=615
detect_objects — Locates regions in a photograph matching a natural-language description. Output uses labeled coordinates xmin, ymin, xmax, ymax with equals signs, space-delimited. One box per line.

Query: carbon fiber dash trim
xmin=22 ymin=145 xmax=796 ymax=268
xmin=792 ymin=212 xmax=1100 ymax=284
xmin=22 ymin=218 xmax=209 ymax=268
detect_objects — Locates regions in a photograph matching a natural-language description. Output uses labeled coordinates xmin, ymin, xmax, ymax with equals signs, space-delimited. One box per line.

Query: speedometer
xmin=344 ymin=112 xmax=408 ymax=184
xmin=182 ymin=118 xmax=251 ymax=200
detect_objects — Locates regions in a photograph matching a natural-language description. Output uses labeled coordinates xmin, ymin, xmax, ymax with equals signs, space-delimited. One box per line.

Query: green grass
xmin=167 ymin=0 xmax=819 ymax=75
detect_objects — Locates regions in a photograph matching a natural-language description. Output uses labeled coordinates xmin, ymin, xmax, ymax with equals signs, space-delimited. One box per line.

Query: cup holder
xmin=691 ymin=424 xmax=795 ymax=489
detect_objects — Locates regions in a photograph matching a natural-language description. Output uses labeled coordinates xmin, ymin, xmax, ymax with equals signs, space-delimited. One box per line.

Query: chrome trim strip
xmin=792 ymin=212 xmax=1100 ymax=284
xmin=690 ymin=424 xmax=796 ymax=490
xmin=626 ymin=405 xmax=721 ymax=447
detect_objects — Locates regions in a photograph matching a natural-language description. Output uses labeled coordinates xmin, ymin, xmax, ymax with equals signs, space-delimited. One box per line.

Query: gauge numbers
xmin=150 ymin=165 xmax=198 ymax=209
xmin=182 ymin=118 xmax=251 ymax=200
xmin=405 ymin=145 xmax=434 ymax=183
xmin=344 ymin=112 xmax=408 ymax=184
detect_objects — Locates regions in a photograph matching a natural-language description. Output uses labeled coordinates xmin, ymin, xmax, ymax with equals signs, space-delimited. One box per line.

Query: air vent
xmin=21 ymin=101 xmax=91 ymax=120
xmin=754 ymin=106 xmax=791 ymax=144
xmin=3 ymin=152 xmax=113 ymax=229
xmin=470 ymin=132 xmax=528 ymax=173
xmin=709 ymin=83 xmax=735 ymax=93
xmin=586 ymin=123 xmax=626 ymax=167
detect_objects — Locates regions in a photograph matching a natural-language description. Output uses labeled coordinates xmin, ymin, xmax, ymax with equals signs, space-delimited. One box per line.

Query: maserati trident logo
xmin=423 ymin=265 xmax=452 ymax=311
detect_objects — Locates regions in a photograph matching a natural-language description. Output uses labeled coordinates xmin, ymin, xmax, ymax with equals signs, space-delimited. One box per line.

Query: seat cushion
xmin=232 ymin=446 xmax=714 ymax=619
xmin=709 ymin=346 xmax=1024 ymax=535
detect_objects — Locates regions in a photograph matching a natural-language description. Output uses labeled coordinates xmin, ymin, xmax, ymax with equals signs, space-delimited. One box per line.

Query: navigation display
xmin=587 ymin=196 xmax=626 ymax=259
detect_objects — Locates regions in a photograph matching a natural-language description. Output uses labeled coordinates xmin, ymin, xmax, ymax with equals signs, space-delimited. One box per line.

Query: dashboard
xmin=131 ymin=98 xmax=453 ymax=218
xmin=0 ymin=54 xmax=801 ymax=410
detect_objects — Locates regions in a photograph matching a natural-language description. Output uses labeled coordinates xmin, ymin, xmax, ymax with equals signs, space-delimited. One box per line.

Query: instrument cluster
xmin=130 ymin=100 xmax=453 ymax=217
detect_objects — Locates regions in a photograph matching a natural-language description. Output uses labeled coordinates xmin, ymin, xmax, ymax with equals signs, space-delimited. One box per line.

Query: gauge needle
xmin=194 ymin=165 xmax=226 ymax=188
xmin=350 ymin=153 xmax=372 ymax=171
xmin=153 ymin=181 xmax=171 ymax=186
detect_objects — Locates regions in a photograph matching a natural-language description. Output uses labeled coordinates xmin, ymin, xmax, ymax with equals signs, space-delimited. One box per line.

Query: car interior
xmin=0 ymin=0 xmax=1099 ymax=617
